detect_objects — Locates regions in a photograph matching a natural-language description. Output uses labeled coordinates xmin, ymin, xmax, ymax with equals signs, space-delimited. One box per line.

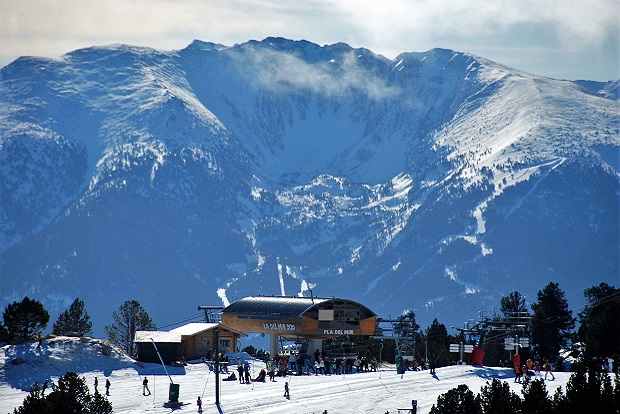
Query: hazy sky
xmin=1 ymin=0 xmax=618 ymax=81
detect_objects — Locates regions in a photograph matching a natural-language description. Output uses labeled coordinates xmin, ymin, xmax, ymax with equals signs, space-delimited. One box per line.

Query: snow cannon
xmin=396 ymin=355 xmax=405 ymax=374
xmin=150 ymin=339 xmax=183 ymax=408
xmin=164 ymin=383 xmax=181 ymax=408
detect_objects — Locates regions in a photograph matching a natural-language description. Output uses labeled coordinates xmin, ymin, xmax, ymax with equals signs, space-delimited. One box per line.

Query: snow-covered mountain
xmin=1 ymin=38 xmax=618 ymax=336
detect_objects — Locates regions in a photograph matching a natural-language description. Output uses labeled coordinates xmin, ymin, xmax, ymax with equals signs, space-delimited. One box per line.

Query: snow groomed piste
xmin=1 ymin=336 xmax=572 ymax=413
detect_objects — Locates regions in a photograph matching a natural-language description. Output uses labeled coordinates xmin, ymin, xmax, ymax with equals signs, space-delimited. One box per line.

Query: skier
xmin=522 ymin=364 xmax=530 ymax=379
xmin=142 ymin=377 xmax=151 ymax=395
xmin=105 ymin=378 xmax=111 ymax=396
xmin=429 ymin=357 xmax=436 ymax=375
xmin=94 ymin=377 xmax=98 ymax=393
xmin=197 ymin=396 xmax=203 ymax=413
xmin=544 ymin=361 xmax=555 ymax=380
xmin=244 ymin=360 xmax=251 ymax=383
xmin=237 ymin=363 xmax=244 ymax=383
xmin=283 ymin=381 xmax=290 ymax=398
xmin=514 ymin=365 xmax=522 ymax=383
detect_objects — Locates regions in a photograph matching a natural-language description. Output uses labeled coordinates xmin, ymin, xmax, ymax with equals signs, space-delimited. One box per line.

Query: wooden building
xmin=134 ymin=323 xmax=245 ymax=364
xmin=170 ymin=322 xmax=245 ymax=360
xmin=220 ymin=296 xmax=377 ymax=357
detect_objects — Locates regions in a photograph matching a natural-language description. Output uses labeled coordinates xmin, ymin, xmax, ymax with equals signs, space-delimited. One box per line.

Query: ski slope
xmin=1 ymin=337 xmax=572 ymax=414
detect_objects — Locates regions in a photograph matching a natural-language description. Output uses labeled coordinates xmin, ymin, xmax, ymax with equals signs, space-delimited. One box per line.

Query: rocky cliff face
xmin=1 ymin=38 xmax=618 ymax=335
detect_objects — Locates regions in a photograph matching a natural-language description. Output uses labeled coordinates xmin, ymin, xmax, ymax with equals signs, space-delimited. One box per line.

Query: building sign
xmin=263 ymin=323 xmax=296 ymax=331
xmin=319 ymin=309 xmax=334 ymax=321
xmin=323 ymin=329 xmax=354 ymax=335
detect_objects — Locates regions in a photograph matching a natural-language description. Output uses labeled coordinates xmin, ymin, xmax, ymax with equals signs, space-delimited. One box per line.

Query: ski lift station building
xmin=220 ymin=296 xmax=378 ymax=357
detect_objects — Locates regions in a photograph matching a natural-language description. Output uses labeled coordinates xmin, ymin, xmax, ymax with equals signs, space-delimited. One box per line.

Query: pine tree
xmin=12 ymin=386 xmax=52 ymax=413
xmin=578 ymin=358 xmax=618 ymax=413
xmin=531 ymin=282 xmax=574 ymax=362
xmin=430 ymin=384 xmax=482 ymax=414
xmin=14 ymin=372 xmax=113 ymax=414
xmin=0 ymin=322 xmax=10 ymax=342
xmin=426 ymin=318 xmax=450 ymax=367
xmin=478 ymin=378 xmax=521 ymax=414
xmin=45 ymin=372 xmax=92 ymax=413
xmin=52 ymin=298 xmax=93 ymax=337
xmin=521 ymin=378 xmax=553 ymax=414
xmin=500 ymin=291 xmax=527 ymax=316
xmin=577 ymin=283 xmax=620 ymax=360
xmin=393 ymin=311 xmax=420 ymax=340
xmin=105 ymin=300 xmax=156 ymax=356
xmin=3 ymin=297 xmax=50 ymax=341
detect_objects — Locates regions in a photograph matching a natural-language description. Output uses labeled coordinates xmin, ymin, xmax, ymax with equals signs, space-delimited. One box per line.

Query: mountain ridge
xmin=1 ymin=38 xmax=618 ymax=336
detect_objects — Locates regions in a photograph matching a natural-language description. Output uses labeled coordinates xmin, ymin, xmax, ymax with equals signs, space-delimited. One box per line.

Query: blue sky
xmin=1 ymin=0 xmax=618 ymax=81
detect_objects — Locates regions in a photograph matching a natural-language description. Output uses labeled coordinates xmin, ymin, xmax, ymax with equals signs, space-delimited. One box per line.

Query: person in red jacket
xmin=534 ymin=361 xmax=541 ymax=376
xmin=544 ymin=361 xmax=555 ymax=380
xmin=514 ymin=365 xmax=522 ymax=383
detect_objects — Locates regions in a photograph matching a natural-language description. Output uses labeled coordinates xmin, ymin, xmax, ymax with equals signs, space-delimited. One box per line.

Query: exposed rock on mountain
xmin=1 ymin=38 xmax=618 ymax=335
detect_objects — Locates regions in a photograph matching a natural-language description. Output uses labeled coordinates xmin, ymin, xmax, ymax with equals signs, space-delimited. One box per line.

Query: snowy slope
xmin=1 ymin=337 xmax=572 ymax=414
xmin=0 ymin=38 xmax=618 ymax=336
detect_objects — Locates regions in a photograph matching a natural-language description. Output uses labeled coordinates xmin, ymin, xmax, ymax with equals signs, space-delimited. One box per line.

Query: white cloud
xmin=1 ymin=0 xmax=618 ymax=80
xmin=231 ymin=45 xmax=399 ymax=99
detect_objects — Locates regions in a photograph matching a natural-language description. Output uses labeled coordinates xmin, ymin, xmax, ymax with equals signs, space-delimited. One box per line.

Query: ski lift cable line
xmin=157 ymin=313 xmax=204 ymax=329
xmin=537 ymin=290 xmax=620 ymax=324
xmin=563 ymin=290 xmax=620 ymax=314
xmin=581 ymin=290 xmax=620 ymax=309
xmin=159 ymin=312 xmax=203 ymax=324
xmin=157 ymin=318 xmax=202 ymax=330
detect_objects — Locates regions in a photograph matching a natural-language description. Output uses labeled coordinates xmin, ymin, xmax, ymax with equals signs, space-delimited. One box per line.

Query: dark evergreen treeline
xmin=323 ymin=281 xmax=619 ymax=372
xmin=430 ymin=363 xmax=620 ymax=414
xmin=0 ymin=296 xmax=156 ymax=357
xmin=13 ymin=372 xmax=112 ymax=414
xmin=1 ymin=281 xmax=618 ymax=370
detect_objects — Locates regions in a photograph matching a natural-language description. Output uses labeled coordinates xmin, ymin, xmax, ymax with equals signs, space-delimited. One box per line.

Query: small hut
xmin=134 ymin=331 xmax=182 ymax=364
xmin=170 ymin=323 xmax=246 ymax=360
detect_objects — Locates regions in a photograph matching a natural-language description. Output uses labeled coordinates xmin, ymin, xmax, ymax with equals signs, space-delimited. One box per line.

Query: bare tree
xmin=105 ymin=300 xmax=156 ymax=355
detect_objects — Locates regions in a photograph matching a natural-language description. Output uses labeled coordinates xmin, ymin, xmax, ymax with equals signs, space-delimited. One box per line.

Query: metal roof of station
xmin=222 ymin=296 xmax=376 ymax=319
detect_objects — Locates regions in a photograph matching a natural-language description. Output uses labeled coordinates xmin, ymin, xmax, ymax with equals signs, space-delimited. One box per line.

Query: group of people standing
xmin=284 ymin=350 xmax=378 ymax=376
xmin=513 ymin=358 xmax=554 ymax=382
xmin=236 ymin=360 xmax=253 ymax=383
xmin=227 ymin=350 xmax=380 ymax=386
xmin=93 ymin=376 xmax=111 ymax=395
